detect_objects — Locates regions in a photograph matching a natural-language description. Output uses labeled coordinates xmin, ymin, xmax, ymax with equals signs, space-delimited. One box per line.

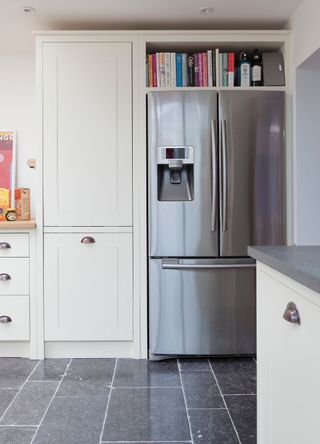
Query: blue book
xmin=176 ymin=53 xmax=183 ymax=87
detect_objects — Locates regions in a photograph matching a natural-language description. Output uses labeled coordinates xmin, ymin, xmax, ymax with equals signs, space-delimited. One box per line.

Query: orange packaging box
xmin=15 ymin=188 xmax=30 ymax=221
xmin=0 ymin=188 xmax=10 ymax=221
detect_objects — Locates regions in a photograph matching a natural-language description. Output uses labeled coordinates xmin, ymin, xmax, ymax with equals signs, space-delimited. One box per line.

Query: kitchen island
xmin=249 ymin=246 xmax=320 ymax=444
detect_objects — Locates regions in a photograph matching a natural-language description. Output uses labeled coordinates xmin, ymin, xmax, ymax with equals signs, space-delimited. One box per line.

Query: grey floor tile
xmin=0 ymin=381 xmax=58 ymax=425
xmin=57 ymin=358 xmax=115 ymax=396
xmin=113 ymin=359 xmax=181 ymax=387
xmin=102 ymin=442 xmax=192 ymax=444
xmin=179 ymin=358 xmax=211 ymax=371
xmin=210 ymin=357 xmax=256 ymax=394
xmin=102 ymin=387 xmax=190 ymax=441
xmin=181 ymin=371 xmax=224 ymax=409
xmin=0 ymin=358 xmax=38 ymax=389
xmin=0 ymin=389 xmax=18 ymax=416
xmin=189 ymin=409 xmax=238 ymax=443
xmin=30 ymin=359 xmax=70 ymax=381
xmin=0 ymin=426 xmax=37 ymax=444
xmin=225 ymin=395 xmax=257 ymax=443
xmin=33 ymin=395 xmax=108 ymax=444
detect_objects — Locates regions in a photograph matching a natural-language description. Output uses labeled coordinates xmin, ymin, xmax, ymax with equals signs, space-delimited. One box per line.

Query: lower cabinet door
xmin=44 ymin=233 xmax=133 ymax=341
xmin=0 ymin=296 xmax=29 ymax=340
xmin=257 ymin=268 xmax=320 ymax=444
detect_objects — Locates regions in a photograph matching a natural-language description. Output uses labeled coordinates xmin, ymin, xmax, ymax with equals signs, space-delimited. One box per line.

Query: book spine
xmin=170 ymin=52 xmax=176 ymax=87
xmin=219 ymin=53 xmax=223 ymax=87
xmin=207 ymin=50 xmax=213 ymax=87
xmin=223 ymin=53 xmax=229 ymax=87
xmin=194 ymin=53 xmax=199 ymax=87
xmin=228 ymin=52 xmax=235 ymax=87
xmin=198 ymin=53 xmax=203 ymax=87
xmin=212 ymin=50 xmax=216 ymax=86
xmin=165 ymin=52 xmax=171 ymax=87
xmin=203 ymin=52 xmax=208 ymax=87
xmin=215 ymin=48 xmax=220 ymax=87
xmin=176 ymin=53 xmax=183 ymax=87
xmin=156 ymin=53 xmax=160 ymax=87
xmin=187 ymin=55 xmax=195 ymax=87
xmin=152 ymin=54 xmax=157 ymax=87
xmin=182 ymin=53 xmax=188 ymax=87
xmin=159 ymin=52 xmax=166 ymax=87
xmin=147 ymin=54 xmax=152 ymax=87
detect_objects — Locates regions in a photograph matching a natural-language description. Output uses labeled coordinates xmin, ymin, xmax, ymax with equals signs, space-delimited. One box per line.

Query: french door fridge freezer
xmin=148 ymin=90 xmax=285 ymax=357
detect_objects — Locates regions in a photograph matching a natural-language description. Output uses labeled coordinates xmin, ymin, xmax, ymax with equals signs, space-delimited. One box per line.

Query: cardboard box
xmin=15 ymin=188 xmax=30 ymax=221
xmin=0 ymin=188 xmax=10 ymax=221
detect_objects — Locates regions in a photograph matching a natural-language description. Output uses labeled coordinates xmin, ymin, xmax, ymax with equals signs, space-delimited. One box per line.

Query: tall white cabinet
xmin=38 ymin=35 xmax=136 ymax=357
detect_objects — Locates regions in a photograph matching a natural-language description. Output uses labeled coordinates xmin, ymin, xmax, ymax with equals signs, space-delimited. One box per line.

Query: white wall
xmin=0 ymin=52 xmax=36 ymax=216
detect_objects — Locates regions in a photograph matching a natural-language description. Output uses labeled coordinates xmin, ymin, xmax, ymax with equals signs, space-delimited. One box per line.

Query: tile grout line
xmin=99 ymin=358 xmax=118 ymax=444
xmin=177 ymin=359 xmax=194 ymax=444
xmin=207 ymin=359 xmax=242 ymax=444
xmin=30 ymin=358 xmax=72 ymax=444
xmin=101 ymin=441 xmax=193 ymax=443
xmin=0 ymin=360 xmax=42 ymax=423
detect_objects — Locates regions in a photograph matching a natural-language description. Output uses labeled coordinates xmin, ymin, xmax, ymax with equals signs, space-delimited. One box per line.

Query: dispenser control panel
xmin=157 ymin=146 xmax=194 ymax=164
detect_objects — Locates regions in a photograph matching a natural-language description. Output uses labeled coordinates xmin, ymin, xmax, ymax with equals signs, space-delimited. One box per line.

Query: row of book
xmin=146 ymin=50 xmax=236 ymax=88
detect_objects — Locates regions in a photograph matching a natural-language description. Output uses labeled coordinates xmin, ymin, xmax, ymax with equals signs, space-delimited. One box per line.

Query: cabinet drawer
xmin=0 ymin=259 xmax=29 ymax=295
xmin=0 ymin=234 xmax=29 ymax=257
xmin=44 ymin=232 xmax=133 ymax=341
xmin=0 ymin=296 xmax=29 ymax=340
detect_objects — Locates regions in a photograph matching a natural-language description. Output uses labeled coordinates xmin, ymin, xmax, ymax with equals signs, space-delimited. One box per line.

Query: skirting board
xmin=44 ymin=341 xmax=138 ymax=358
xmin=0 ymin=342 xmax=31 ymax=358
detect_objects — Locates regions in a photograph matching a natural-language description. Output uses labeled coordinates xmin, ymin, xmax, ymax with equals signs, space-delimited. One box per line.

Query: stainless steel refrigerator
xmin=148 ymin=90 xmax=285 ymax=359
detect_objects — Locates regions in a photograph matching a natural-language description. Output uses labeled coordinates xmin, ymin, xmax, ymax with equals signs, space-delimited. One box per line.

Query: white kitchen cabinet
xmin=257 ymin=264 xmax=320 ymax=444
xmin=43 ymin=42 xmax=132 ymax=227
xmin=44 ymin=232 xmax=133 ymax=341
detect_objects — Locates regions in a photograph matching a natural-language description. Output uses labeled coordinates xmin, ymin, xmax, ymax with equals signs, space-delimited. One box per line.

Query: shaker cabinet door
xmin=44 ymin=233 xmax=133 ymax=341
xmin=43 ymin=42 xmax=132 ymax=226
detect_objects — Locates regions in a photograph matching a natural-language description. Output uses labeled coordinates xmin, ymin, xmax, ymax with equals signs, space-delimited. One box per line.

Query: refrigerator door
xmin=219 ymin=91 xmax=285 ymax=257
xmin=148 ymin=91 xmax=219 ymax=257
xmin=149 ymin=258 xmax=256 ymax=356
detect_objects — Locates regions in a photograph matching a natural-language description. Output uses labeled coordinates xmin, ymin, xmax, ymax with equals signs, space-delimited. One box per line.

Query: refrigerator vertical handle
xmin=210 ymin=120 xmax=217 ymax=232
xmin=221 ymin=120 xmax=228 ymax=232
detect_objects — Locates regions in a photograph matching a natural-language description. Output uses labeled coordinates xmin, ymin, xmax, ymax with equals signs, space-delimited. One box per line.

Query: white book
xmin=215 ymin=48 xmax=220 ymax=87
xmin=156 ymin=53 xmax=160 ymax=87
xmin=207 ymin=50 xmax=213 ymax=87
xmin=165 ymin=52 xmax=171 ymax=87
xmin=182 ymin=53 xmax=188 ymax=87
xmin=219 ymin=53 xmax=223 ymax=87
xmin=170 ymin=52 xmax=176 ymax=87
xmin=228 ymin=71 xmax=235 ymax=87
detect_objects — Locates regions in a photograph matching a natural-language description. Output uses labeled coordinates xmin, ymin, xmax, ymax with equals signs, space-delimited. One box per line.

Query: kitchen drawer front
xmin=0 ymin=234 xmax=29 ymax=257
xmin=0 ymin=259 xmax=29 ymax=295
xmin=44 ymin=232 xmax=133 ymax=341
xmin=0 ymin=296 xmax=29 ymax=340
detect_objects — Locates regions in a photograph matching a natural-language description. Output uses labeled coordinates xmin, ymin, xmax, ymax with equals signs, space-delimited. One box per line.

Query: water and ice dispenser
xmin=157 ymin=146 xmax=194 ymax=201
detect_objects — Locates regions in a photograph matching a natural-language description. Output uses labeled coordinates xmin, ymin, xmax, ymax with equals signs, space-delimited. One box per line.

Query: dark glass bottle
xmin=252 ymin=49 xmax=263 ymax=86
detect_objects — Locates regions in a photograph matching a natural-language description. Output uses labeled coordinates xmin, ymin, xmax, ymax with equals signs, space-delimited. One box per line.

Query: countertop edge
xmin=248 ymin=246 xmax=320 ymax=295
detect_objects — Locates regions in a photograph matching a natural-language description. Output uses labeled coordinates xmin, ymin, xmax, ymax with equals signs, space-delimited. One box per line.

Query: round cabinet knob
xmin=0 ymin=273 xmax=11 ymax=281
xmin=0 ymin=242 xmax=11 ymax=250
xmin=0 ymin=316 xmax=12 ymax=323
xmin=81 ymin=236 xmax=96 ymax=244
xmin=283 ymin=301 xmax=301 ymax=325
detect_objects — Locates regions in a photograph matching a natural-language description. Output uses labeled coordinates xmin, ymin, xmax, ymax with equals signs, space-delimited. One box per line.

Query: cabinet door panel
xmin=258 ymin=270 xmax=320 ymax=444
xmin=43 ymin=42 xmax=132 ymax=226
xmin=44 ymin=233 xmax=132 ymax=341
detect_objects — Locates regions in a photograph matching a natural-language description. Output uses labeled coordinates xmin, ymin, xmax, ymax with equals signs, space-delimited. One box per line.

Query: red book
xmin=203 ymin=52 xmax=208 ymax=87
xmin=228 ymin=53 xmax=235 ymax=87
xmin=152 ymin=54 xmax=157 ymax=87
xmin=198 ymin=53 xmax=203 ymax=87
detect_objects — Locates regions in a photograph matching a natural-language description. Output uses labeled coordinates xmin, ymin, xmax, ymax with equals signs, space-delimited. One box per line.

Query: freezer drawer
xmin=149 ymin=258 xmax=256 ymax=356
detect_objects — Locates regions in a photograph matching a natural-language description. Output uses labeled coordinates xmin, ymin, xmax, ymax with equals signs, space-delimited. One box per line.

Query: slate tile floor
xmin=0 ymin=357 xmax=256 ymax=444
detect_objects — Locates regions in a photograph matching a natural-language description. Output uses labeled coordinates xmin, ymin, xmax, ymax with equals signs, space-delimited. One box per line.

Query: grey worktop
xmin=248 ymin=246 xmax=320 ymax=294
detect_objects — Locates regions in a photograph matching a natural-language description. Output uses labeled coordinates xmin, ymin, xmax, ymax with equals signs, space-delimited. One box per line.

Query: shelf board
xmin=0 ymin=219 xmax=36 ymax=229
xmin=146 ymin=86 xmax=287 ymax=93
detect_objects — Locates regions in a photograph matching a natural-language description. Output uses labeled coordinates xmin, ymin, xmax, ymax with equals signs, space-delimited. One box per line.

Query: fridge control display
xmin=157 ymin=146 xmax=194 ymax=164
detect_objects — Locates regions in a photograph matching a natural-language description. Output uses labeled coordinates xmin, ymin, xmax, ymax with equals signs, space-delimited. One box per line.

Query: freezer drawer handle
xmin=161 ymin=263 xmax=256 ymax=270
xmin=283 ymin=302 xmax=301 ymax=326
xmin=81 ymin=236 xmax=96 ymax=244
xmin=0 ymin=242 xmax=11 ymax=250
xmin=0 ymin=316 xmax=12 ymax=324
xmin=0 ymin=273 xmax=11 ymax=281
xmin=211 ymin=119 xmax=217 ymax=232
